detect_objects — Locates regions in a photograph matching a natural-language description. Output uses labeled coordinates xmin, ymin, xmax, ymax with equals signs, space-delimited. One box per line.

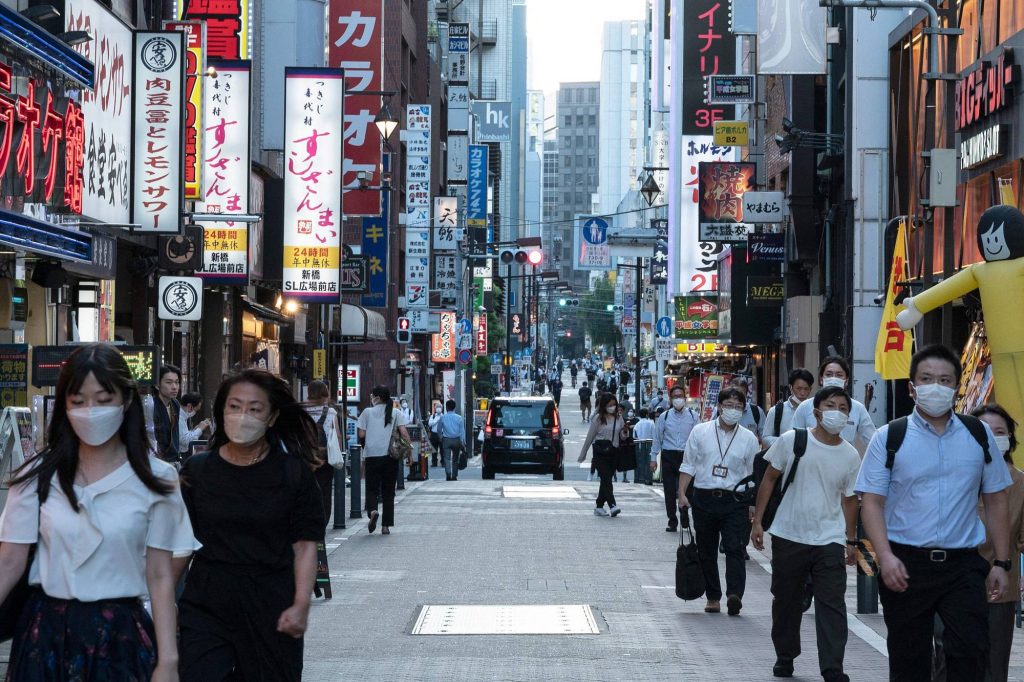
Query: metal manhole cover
xmin=412 ymin=604 xmax=600 ymax=635
xmin=502 ymin=486 xmax=580 ymax=499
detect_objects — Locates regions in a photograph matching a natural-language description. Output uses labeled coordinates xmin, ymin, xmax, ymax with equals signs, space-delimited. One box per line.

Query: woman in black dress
xmin=178 ymin=369 xmax=325 ymax=681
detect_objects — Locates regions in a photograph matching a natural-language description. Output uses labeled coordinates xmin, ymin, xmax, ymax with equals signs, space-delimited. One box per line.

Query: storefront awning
xmin=240 ymin=296 xmax=293 ymax=325
xmin=0 ymin=209 xmax=92 ymax=262
xmin=341 ymin=303 xmax=386 ymax=340
xmin=0 ymin=5 xmax=94 ymax=88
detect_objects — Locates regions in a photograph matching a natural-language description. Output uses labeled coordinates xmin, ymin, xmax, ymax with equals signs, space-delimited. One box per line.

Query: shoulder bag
xmin=387 ymin=414 xmax=413 ymax=461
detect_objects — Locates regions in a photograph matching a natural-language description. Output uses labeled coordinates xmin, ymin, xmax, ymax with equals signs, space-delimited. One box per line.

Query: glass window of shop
xmin=241 ymin=313 xmax=281 ymax=373
xmin=73 ymin=282 xmax=115 ymax=342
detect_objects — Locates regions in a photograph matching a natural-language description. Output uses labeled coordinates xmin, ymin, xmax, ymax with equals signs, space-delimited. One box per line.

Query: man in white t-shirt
xmin=789 ymin=356 xmax=876 ymax=453
xmin=750 ymin=386 xmax=861 ymax=682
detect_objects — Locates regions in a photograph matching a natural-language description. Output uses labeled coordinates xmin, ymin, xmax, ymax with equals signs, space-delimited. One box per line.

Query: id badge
xmin=712 ymin=465 xmax=729 ymax=478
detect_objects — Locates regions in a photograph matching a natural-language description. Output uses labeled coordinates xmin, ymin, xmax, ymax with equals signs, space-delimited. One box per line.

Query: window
xmin=589 ymin=114 xmax=596 ymax=126
xmin=564 ymin=115 xmax=571 ymax=127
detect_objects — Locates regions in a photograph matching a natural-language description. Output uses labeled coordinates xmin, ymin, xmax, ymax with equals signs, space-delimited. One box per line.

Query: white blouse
xmin=0 ymin=457 xmax=200 ymax=601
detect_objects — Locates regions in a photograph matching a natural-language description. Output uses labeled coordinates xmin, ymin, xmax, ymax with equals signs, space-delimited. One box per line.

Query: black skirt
xmin=6 ymin=590 xmax=156 ymax=681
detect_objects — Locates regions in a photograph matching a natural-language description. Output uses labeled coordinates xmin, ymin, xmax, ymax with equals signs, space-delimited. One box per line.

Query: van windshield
xmin=491 ymin=403 xmax=552 ymax=428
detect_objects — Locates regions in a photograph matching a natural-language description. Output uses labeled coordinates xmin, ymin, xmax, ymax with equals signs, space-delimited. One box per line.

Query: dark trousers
xmin=661 ymin=450 xmax=684 ymax=525
xmin=314 ymin=463 xmax=333 ymax=526
xmin=364 ymin=456 xmax=398 ymax=526
xmin=770 ymin=536 xmax=848 ymax=676
xmin=879 ymin=544 xmax=989 ymax=682
xmin=985 ymin=601 xmax=1016 ymax=682
xmin=692 ymin=490 xmax=748 ymax=601
xmin=593 ymin=449 xmax=617 ymax=508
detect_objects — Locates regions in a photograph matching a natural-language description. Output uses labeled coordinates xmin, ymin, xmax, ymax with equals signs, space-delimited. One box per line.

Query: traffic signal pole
xmin=504 ymin=261 xmax=513 ymax=394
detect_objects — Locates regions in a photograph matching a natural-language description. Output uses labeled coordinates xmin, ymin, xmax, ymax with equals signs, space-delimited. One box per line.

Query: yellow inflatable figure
xmin=896 ymin=204 xmax=1024 ymax=465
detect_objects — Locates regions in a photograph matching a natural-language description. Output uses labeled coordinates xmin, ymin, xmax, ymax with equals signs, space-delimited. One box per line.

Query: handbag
xmin=458 ymin=446 xmax=468 ymax=471
xmin=0 ymin=488 xmax=40 ymax=643
xmin=675 ymin=509 xmax=706 ymax=601
xmin=387 ymin=418 xmax=413 ymax=461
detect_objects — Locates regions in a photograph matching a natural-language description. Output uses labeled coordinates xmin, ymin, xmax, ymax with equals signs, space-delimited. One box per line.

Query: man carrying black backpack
xmin=856 ymin=345 xmax=1013 ymax=681
xmin=750 ymin=386 xmax=861 ymax=681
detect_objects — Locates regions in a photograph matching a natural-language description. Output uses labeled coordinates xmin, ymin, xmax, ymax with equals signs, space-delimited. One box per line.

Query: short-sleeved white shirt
xmin=765 ymin=430 xmax=861 ymax=546
xmin=0 ymin=457 xmax=199 ymax=601
xmin=356 ymin=405 xmax=409 ymax=458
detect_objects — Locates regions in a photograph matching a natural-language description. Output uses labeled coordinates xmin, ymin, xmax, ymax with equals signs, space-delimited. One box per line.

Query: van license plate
xmin=510 ymin=439 xmax=533 ymax=450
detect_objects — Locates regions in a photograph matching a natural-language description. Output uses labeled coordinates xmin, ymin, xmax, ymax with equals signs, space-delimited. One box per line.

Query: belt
xmin=890 ymin=542 xmax=978 ymax=563
xmin=661 ymin=449 xmax=684 ymax=455
xmin=694 ymin=487 xmax=730 ymax=498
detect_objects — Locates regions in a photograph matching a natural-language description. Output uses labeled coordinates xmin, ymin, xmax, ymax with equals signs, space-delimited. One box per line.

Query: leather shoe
xmin=772 ymin=661 xmax=793 ymax=677
xmin=726 ymin=594 xmax=742 ymax=615
xmin=703 ymin=600 xmax=720 ymax=613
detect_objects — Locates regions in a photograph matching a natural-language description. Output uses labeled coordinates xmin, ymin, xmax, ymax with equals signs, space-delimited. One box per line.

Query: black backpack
xmin=734 ymin=428 xmax=809 ymax=531
xmin=884 ymin=414 xmax=991 ymax=469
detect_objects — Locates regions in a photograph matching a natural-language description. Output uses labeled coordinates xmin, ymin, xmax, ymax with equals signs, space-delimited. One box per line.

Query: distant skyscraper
xmin=555 ymin=82 xmax=600 ymax=286
xmin=598 ymin=20 xmax=646 ymax=216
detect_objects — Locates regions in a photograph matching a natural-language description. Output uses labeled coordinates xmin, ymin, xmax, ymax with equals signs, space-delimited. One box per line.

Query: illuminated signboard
xmin=32 ymin=345 xmax=160 ymax=388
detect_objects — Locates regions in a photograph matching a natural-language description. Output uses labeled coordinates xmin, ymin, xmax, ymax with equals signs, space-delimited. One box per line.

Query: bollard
xmin=349 ymin=444 xmax=362 ymax=519
xmin=635 ymin=440 xmax=653 ymax=485
xmin=332 ymin=462 xmax=346 ymax=529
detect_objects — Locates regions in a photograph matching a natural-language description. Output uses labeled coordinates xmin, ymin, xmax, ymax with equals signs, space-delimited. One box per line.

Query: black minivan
xmin=481 ymin=397 xmax=565 ymax=480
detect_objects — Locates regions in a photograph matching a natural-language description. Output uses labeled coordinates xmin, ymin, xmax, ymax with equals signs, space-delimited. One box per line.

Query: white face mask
xmin=995 ymin=435 xmax=1012 ymax=455
xmin=720 ymin=407 xmax=743 ymax=426
xmin=627 ymin=411 xmax=635 ymax=419
xmin=819 ymin=410 xmax=848 ymax=435
xmin=606 ymin=405 xmax=618 ymax=414
xmin=671 ymin=397 xmax=686 ymax=410
xmin=822 ymin=377 xmax=846 ymax=389
xmin=67 ymin=405 xmax=125 ymax=446
xmin=223 ymin=413 xmax=269 ymax=446
xmin=912 ymin=383 xmax=956 ymax=418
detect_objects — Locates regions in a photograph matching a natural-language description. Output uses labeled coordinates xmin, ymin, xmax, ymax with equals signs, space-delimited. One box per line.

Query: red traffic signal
xmin=527 ymin=250 xmax=543 ymax=265
xmin=397 ymin=316 xmax=412 ymax=344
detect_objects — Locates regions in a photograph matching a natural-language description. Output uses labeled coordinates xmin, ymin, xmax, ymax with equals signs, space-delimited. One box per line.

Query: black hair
xmin=812 ymin=386 xmax=851 ymax=410
xmin=718 ymin=387 xmax=746 ymax=405
xmin=209 ymin=369 xmax=320 ymax=466
xmin=669 ymin=384 xmax=686 ymax=396
xmin=638 ymin=408 xmax=650 ymax=419
xmin=910 ymin=344 xmax=963 ymax=384
xmin=445 ymin=399 xmax=456 ymax=411
xmin=159 ymin=363 xmax=182 ymax=382
xmin=596 ymin=391 xmax=619 ymax=425
xmin=972 ymin=403 xmax=1018 ymax=461
xmin=181 ymin=392 xmax=203 ymax=408
xmin=11 ymin=343 xmax=173 ymax=509
xmin=371 ymin=385 xmax=394 ymax=426
xmin=307 ymin=380 xmax=329 ymax=401
xmin=818 ymin=356 xmax=851 ymax=381
xmin=788 ymin=368 xmax=814 ymax=386
xmin=728 ymin=377 xmax=749 ymax=393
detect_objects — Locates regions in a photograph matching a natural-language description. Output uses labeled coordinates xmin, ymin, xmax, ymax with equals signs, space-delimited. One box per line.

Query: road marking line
xmin=747 ymin=545 xmax=888 ymax=658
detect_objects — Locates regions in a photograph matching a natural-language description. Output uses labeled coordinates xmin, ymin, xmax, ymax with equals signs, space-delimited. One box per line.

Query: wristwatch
xmin=993 ymin=559 xmax=1012 ymax=571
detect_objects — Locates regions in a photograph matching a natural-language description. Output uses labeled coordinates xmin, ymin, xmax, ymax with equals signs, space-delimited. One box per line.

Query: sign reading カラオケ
xmin=66 ymin=0 xmax=134 ymax=225
xmin=132 ymin=31 xmax=185 ymax=233
xmin=283 ymin=68 xmax=344 ymax=300
xmin=329 ymin=0 xmax=384 ymax=217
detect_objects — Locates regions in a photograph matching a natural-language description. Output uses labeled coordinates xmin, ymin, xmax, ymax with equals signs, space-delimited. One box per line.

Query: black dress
xmin=178 ymin=448 xmax=325 ymax=682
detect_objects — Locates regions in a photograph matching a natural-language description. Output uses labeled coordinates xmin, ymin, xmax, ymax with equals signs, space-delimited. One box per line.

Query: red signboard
xmin=328 ymin=0 xmax=383 ymax=217
xmin=177 ymin=0 xmax=249 ymax=60
xmin=682 ymin=0 xmax=736 ymax=134
xmin=475 ymin=313 xmax=488 ymax=356
xmin=954 ymin=49 xmax=1018 ymax=131
xmin=166 ymin=21 xmax=204 ymax=200
xmin=698 ymin=162 xmax=756 ymax=242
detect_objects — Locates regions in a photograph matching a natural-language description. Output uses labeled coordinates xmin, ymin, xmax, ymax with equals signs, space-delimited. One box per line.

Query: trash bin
xmin=634 ymin=439 xmax=653 ymax=485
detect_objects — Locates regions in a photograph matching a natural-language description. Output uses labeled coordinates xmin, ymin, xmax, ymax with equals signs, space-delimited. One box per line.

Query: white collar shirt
xmin=762 ymin=397 xmax=802 ymax=447
xmin=680 ymin=420 xmax=761 ymax=490
xmin=792 ymin=396 xmax=876 ymax=452
xmin=0 ymin=458 xmax=199 ymax=601
xmin=651 ymin=407 xmax=700 ymax=457
xmin=632 ymin=418 xmax=656 ymax=441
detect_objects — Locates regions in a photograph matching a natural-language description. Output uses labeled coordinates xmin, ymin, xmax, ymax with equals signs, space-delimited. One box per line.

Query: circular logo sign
xmin=582 ymin=218 xmax=608 ymax=245
xmin=141 ymin=37 xmax=177 ymax=73
xmin=163 ymin=236 xmax=195 ymax=266
xmin=162 ymin=279 xmax=199 ymax=317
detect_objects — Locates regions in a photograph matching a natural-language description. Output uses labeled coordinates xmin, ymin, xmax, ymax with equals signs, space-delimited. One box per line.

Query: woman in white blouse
xmin=0 ymin=343 xmax=198 ymax=681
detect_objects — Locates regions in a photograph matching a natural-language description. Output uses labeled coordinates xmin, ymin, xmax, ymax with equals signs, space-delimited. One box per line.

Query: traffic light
xmin=500 ymin=249 xmax=543 ymax=265
xmin=396 ymin=316 xmax=412 ymax=344
xmin=565 ymin=330 xmax=572 ymax=337
xmin=559 ymin=298 xmax=579 ymax=307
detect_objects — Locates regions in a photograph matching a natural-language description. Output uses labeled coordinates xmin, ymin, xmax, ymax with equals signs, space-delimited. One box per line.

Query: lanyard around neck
xmin=714 ymin=422 xmax=739 ymax=463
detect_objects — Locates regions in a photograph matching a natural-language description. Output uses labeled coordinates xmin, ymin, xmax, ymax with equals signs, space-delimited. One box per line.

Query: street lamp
xmin=640 ymin=174 xmax=661 ymax=208
xmin=374 ymin=101 xmax=399 ymax=141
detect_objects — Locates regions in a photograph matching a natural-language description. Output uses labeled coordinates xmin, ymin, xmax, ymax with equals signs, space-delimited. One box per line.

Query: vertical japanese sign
xmin=360 ymin=155 xmax=390 ymax=308
xmin=405 ymin=104 xmax=431 ymax=232
xmin=337 ymin=365 xmax=360 ymax=402
xmin=475 ymin=313 xmax=488 ymax=356
xmin=447 ymin=23 xmax=471 ymax=132
xmin=165 ymin=21 xmax=204 ymax=201
xmin=198 ymin=225 xmax=248 ymax=284
xmin=698 ymin=162 xmax=755 ymax=242
xmin=132 ymin=31 xmax=185 ymax=233
xmin=467 ymin=144 xmax=488 ymax=227
xmin=432 ymin=311 xmax=457 ymax=363
xmin=328 ymin=0 xmax=384 ymax=217
xmin=404 ymin=223 xmax=430 ymax=283
xmin=0 ymin=344 xmax=28 ymax=407
xmin=282 ymin=68 xmax=344 ymax=300
xmin=651 ymin=218 xmax=669 ymax=284
xmin=675 ymin=137 xmax=733 ymax=293
xmin=681 ymin=0 xmax=736 ymax=134
xmin=176 ymin=0 xmax=250 ymax=59
xmin=433 ymin=254 xmax=457 ymax=305
xmin=66 ymin=0 xmax=133 ymax=225
xmin=433 ymin=196 xmax=457 ymax=250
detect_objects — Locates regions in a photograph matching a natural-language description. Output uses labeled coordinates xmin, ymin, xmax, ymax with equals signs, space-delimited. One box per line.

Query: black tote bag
xmin=675 ymin=509 xmax=706 ymax=601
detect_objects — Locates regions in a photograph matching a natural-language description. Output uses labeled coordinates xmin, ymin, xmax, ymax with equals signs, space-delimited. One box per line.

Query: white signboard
xmin=405 ymin=225 xmax=431 ymax=261
xmin=656 ymin=338 xmax=675 ymax=361
xmin=447 ymin=134 xmax=468 ymax=181
xmin=574 ymin=216 xmax=612 ymax=271
xmin=158 ymin=276 xmax=203 ymax=321
xmin=282 ymin=68 xmax=344 ymax=300
xmin=405 ymin=284 xmax=428 ymax=307
xmin=434 ymin=254 xmax=457 ymax=303
xmin=407 ymin=256 xmax=430 ymax=283
xmin=433 ymin=196 xmax=458 ymax=250
xmin=405 ymin=104 xmax=431 ymax=214
xmin=67 ymin=0 xmax=134 ymax=224
xmin=741 ymin=191 xmax=786 ymax=223
xmin=758 ymin=0 xmax=827 ymax=75
xmin=132 ymin=31 xmax=185 ymax=233
xmin=675 ymin=136 xmax=735 ymax=294
xmin=407 ymin=309 xmax=441 ymax=333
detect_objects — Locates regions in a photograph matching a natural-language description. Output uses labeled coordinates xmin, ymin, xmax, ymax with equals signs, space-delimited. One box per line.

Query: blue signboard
xmin=361 ymin=156 xmax=391 ymax=307
xmin=467 ymin=144 xmax=488 ymax=227
xmin=656 ymin=316 xmax=673 ymax=338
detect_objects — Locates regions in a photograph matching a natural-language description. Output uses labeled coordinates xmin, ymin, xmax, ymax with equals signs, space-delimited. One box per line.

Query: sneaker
xmin=726 ymin=594 xmax=742 ymax=616
xmin=594 ymin=507 xmax=610 ymax=517
xmin=609 ymin=505 xmax=621 ymax=517
xmin=772 ymin=661 xmax=794 ymax=678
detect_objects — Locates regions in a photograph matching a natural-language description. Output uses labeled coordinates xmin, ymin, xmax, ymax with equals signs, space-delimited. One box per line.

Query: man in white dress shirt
xmin=790 ymin=356 xmax=876 ymax=453
xmin=678 ymin=387 xmax=761 ymax=616
xmin=761 ymin=369 xmax=814 ymax=448
xmin=651 ymin=385 xmax=700 ymax=532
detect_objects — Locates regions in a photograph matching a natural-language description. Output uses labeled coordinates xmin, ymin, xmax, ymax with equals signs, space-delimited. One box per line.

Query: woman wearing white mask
xmin=178 ymin=370 xmax=325 ymax=681
xmin=790 ymin=356 xmax=877 ymax=454
xmin=0 ymin=343 xmax=198 ymax=681
xmin=974 ymin=404 xmax=1023 ymax=682
xmin=578 ymin=393 xmax=629 ymax=517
